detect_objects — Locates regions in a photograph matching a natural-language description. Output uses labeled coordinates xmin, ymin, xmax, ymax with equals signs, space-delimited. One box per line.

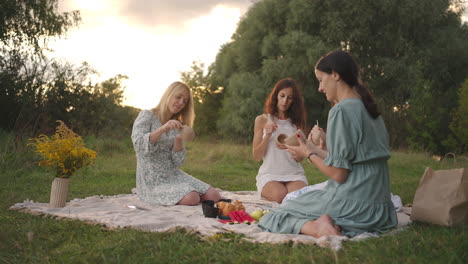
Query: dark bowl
xmin=204 ymin=206 xmax=219 ymax=218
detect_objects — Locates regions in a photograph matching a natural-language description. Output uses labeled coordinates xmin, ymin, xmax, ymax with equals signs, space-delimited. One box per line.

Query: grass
xmin=1 ymin=131 xmax=467 ymax=263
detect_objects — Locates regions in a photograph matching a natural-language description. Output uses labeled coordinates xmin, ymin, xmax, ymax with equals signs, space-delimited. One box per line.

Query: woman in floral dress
xmin=131 ymin=81 xmax=220 ymax=205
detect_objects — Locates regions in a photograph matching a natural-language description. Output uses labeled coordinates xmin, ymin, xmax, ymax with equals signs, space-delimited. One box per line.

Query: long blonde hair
xmin=152 ymin=81 xmax=195 ymax=126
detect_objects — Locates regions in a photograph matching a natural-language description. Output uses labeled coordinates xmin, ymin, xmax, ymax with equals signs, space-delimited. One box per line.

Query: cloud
xmin=117 ymin=0 xmax=254 ymax=28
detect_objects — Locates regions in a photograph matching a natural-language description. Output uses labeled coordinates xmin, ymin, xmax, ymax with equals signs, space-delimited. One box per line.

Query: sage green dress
xmin=131 ymin=110 xmax=210 ymax=205
xmin=259 ymin=98 xmax=398 ymax=237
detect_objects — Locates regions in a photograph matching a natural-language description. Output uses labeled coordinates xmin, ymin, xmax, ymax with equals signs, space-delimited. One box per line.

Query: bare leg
xmin=200 ymin=187 xmax=221 ymax=202
xmin=300 ymin=215 xmax=343 ymax=238
xmin=177 ymin=191 xmax=200 ymax=205
xmin=285 ymin=180 xmax=307 ymax=193
xmin=261 ymin=181 xmax=288 ymax=203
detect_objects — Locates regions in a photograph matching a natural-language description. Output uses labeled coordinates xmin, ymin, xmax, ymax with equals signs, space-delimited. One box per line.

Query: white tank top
xmin=257 ymin=117 xmax=305 ymax=179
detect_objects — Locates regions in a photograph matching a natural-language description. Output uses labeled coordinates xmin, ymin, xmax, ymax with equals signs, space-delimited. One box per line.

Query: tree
xmin=180 ymin=61 xmax=212 ymax=103
xmin=180 ymin=61 xmax=223 ymax=136
xmin=0 ymin=0 xmax=80 ymax=53
xmin=0 ymin=0 xmax=81 ymax=132
xmin=0 ymin=1 xmax=138 ymax=139
xmin=449 ymin=79 xmax=468 ymax=153
xmin=208 ymin=0 xmax=468 ymax=154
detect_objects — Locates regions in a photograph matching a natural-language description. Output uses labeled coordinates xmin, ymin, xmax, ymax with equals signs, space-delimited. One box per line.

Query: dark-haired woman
xmin=259 ymin=51 xmax=397 ymax=238
xmin=252 ymin=78 xmax=308 ymax=203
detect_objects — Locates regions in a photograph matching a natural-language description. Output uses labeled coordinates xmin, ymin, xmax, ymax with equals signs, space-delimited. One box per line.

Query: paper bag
xmin=411 ymin=167 xmax=468 ymax=226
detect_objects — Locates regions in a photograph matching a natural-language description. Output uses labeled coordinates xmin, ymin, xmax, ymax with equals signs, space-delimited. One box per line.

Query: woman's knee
xmin=286 ymin=181 xmax=306 ymax=193
xmin=262 ymin=182 xmax=288 ymax=203
xmin=177 ymin=191 xmax=200 ymax=205
xmin=268 ymin=192 xmax=287 ymax=203
xmin=202 ymin=187 xmax=221 ymax=201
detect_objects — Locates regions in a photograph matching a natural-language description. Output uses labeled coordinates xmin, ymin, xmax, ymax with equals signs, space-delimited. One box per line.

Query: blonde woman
xmin=131 ymin=81 xmax=220 ymax=205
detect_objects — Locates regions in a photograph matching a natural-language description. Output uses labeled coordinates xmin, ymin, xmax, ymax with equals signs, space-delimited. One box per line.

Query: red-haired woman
xmin=252 ymin=78 xmax=308 ymax=203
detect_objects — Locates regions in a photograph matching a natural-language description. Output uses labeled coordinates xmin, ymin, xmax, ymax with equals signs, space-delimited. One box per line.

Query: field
xmin=1 ymin=133 xmax=467 ymax=263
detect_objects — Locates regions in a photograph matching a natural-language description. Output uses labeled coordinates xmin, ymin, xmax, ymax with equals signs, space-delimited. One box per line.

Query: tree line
xmin=0 ymin=0 xmax=139 ymax=144
xmin=181 ymin=0 xmax=468 ymax=155
xmin=1 ymin=0 xmax=467 ymax=155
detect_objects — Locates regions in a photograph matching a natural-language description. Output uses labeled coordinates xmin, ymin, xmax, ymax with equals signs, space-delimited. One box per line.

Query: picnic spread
xmin=10 ymin=188 xmax=411 ymax=251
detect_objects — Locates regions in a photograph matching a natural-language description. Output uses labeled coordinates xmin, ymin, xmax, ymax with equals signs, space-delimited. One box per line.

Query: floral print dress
xmin=131 ymin=110 xmax=210 ymax=205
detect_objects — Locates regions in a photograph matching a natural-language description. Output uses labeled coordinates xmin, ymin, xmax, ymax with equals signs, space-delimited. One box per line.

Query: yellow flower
xmin=28 ymin=121 xmax=96 ymax=178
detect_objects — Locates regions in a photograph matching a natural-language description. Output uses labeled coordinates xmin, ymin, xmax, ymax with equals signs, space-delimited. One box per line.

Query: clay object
xmin=275 ymin=134 xmax=288 ymax=148
xmin=180 ymin=125 xmax=195 ymax=141
xmin=311 ymin=128 xmax=321 ymax=145
xmin=202 ymin=200 xmax=218 ymax=218
xmin=276 ymin=129 xmax=306 ymax=147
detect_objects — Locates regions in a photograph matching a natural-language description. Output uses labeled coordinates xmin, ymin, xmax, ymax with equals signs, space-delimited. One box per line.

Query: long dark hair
xmin=264 ymin=78 xmax=307 ymax=130
xmin=315 ymin=50 xmax=380 ymax=118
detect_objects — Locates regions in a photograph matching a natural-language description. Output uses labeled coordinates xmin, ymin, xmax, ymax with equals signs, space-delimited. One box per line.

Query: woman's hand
xmin=309 ymin=125 xmax=327 ymax=150
xmin=150 ymin=119 xmax=182 ymax=144
xmin=162 ymin=120 xmax=183 ymax=133
xmin=286 ymin=135 xmax=319 ymax=161
xmin=253 ymin=115 xmax=275 ymax=161
xmin=276 ymin=143 xmax=287 ymax=150
xmin=264 ymin=121 xmax=277 ymax=136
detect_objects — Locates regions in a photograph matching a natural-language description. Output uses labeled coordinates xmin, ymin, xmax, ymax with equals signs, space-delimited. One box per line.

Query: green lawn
xmin=1 ymin=133 xmax=467 ymax=263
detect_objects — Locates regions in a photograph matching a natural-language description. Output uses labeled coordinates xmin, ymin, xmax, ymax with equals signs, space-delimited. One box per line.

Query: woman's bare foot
xmin=300 ymin=214 xmax=343 ymax=238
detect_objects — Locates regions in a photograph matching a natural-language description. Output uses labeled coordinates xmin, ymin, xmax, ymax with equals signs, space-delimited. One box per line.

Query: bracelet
xmin=307 ymin=152 xmax=316 ymax=161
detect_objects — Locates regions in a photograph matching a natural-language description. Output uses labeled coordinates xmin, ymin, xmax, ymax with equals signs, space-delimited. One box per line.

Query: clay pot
xmin=180 ymin=125 xmax=195 ymax=141
xmin=275 ymin=129 xmax=306 ymax=148
xmin=275 ymin=134 xmax=288 ymax=148
xmin=311 ymin=129 xmax=321 ymax=145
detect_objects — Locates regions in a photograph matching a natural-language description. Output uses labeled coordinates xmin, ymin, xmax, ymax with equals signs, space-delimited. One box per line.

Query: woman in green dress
xmin=259 ymin=50 xmax=398 ymax=238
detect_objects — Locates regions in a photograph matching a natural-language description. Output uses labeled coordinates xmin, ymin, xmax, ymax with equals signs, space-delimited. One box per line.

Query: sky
xmin=50 ymin=0 xmax=255 ymax=109
xmin=50 ymin=0 xmax=467 ymax=110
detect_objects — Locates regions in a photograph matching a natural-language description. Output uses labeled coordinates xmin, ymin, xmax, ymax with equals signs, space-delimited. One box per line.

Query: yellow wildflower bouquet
xmin=29 ymin=121 xmax=96 ymax=178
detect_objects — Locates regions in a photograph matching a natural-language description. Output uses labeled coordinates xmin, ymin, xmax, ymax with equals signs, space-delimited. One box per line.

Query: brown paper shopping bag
xmin=411 ymin=167 xmax=468 ymax=226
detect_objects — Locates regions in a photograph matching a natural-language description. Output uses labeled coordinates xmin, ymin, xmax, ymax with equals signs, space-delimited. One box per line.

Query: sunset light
xmin=72 ymin=0 xmax=108 ymax=12
xmin=49 ymin=1 xmax=249 ymax=110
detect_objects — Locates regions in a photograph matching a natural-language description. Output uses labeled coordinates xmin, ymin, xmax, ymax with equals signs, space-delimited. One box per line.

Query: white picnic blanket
xmin=10 ymin=189 xmax=411 ymax=251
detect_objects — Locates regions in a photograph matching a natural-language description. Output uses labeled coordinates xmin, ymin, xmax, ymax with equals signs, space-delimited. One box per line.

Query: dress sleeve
xmin=131 ymin=110 xmax=157 ymax=154
xmin=323 ymin=105 xmax=360 ymax=170
xmin=171 ymin=147 xmax=186 ymax=167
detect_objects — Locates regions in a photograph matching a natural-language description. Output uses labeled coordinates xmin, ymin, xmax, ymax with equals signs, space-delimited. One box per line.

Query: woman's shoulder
xmin=337 ymin=98 xmax=363 ymax=109
xmin=139 ymin=109 xmax=155 ymax=116
xmin=332 ymin=98 xmax=364 ymax=115
xmin=137 ymin=109 xmax=158 ymax=121
xmin=255 ymin=113 xmax=269 ymax=123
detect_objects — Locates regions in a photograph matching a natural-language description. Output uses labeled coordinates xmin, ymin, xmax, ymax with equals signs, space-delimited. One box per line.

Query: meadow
xmin=0 ymin=132 xmax=467 ymax=263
